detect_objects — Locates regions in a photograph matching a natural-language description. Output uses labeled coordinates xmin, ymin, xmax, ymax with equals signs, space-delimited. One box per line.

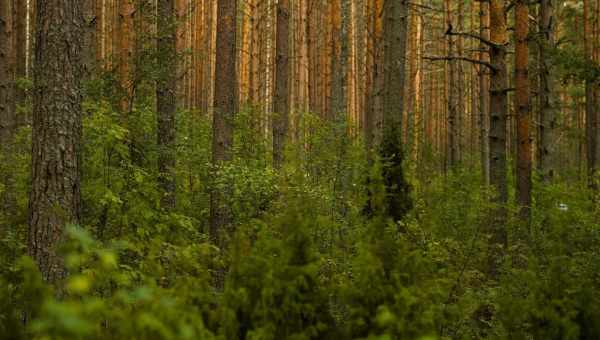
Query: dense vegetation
xmin=1 ymin=0 xmax=600 ymax=339
xmin=1 ymin=102 xmax=599 ymax=338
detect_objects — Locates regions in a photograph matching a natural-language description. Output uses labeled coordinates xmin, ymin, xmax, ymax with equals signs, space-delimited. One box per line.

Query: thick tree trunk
xmin=210 ymin=0 xmax=237 ymax=245
xmin=157 ymin=0 xmax=177 ymax=210
xmin=515 ymin=0 xmax=531 ymax=219
xmin=273 ymin=0 xmax=289 ymax=169
xmin=380 ymin=0 xmax=411 ymax=221
xmin=28 ymin=0 xmax=84 ymax=285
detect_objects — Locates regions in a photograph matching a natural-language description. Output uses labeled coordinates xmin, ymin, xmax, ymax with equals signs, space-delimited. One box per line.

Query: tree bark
xmin=157 ymin=0 xmax=177 ymax=210
xmin=487 ymin=0 xmax=508 ymax=277
xmin=28 ymin=0 xmax=84 ymax=285
xmin=210 ymin=0 xmax=237 ymax=246
xmin=584 ymin=0 xmax=598 ymax=190
xmin=445 ymin=0 xmax=458 ymax=168
xmin=539 ymin=0 xmax=558 ymax=182
xmin=273 ymin=0 xmax=290 ymax=169
xmin=479 ymin=1 xmax=490 ymax=184
xmin=515 ymin=0 xmax=531 ymax=219
xmin=119 ymin=0 xmax=134 ymax=114
xmin=380 ymin=0 xmax=411 ymax=221
xmin=0 ymin=0 xmax=15 ymax=144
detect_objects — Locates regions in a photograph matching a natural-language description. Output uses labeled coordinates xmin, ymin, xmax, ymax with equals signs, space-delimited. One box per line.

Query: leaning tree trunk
xmin=28 ymin=0 xmax=85 ymax=285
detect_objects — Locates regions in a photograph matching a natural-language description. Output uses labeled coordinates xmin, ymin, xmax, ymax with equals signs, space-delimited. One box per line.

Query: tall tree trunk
xmin=515 ymin=0 xmax=531 ymax=219
xmin=479 ymin=0 xmax=490 ymax=184
xmin=119 ymin=0 xmax=134 ymax=114
xmin=82 ymin=0 xmax=96 ymax=76
xmin=584 ymin=0 xmax=598 ymax=190
xmin=380 ymin=0 xmax=411 ymax=221
xmin=28 ymin=0 xmax=84 ymax=285
xmin=157 ymin=0 xmax=177 ymax=210
xmin=273 ymin=0 xmax=289 ymax=169
xmin=13 ymin=0 xmax=26 ymax=107
xmin=0 ymin=0 xmax=15 ymax=143
xmin=539 ymin=0 xmax=558 ymax=181
xmin=445 ymin=0 xmax=458 ymax=168
xmin=210 ymin=0 xmax=237 ymax=246
xmin=488 ymin=0 xmax=508 ymax=277
xmin=330 ymin=0 xmax=348 ymax=117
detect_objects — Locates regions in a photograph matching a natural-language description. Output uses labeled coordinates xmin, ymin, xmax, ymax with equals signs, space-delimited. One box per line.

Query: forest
xmin=0 ymin=0 xmax=600 ymax=338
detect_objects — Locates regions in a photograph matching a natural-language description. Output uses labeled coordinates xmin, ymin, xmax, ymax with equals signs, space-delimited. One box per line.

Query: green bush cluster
xmin=1 ymin=71 xmax=599 ymax=339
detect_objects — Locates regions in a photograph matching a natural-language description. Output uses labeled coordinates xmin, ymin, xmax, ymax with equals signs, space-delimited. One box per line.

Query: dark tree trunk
xmin=584 ymin=0 xmax=598 ymax=190
xmin=273 ymin=0 xmax=290 ymax=169
xmin=488 ymin=0 xmax=508 ymax=278
xmin=380 ymin=0 xmax=411 ymax=222
xmin=28 ymin=0 xmax=84 ymax=285
xmin=539 ymin=0 xmax=558 ymax=182
xmin=0 ymin=0 xmax=15 ymax=143
xmin=157 ymin=0 xmax=177 ymax=210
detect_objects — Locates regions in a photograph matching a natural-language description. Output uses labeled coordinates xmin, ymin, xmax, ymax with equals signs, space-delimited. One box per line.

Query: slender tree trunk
xmin=13 ymin=0 xmax=26 ymax=108
xmin=539 ymin=0 xmax=558 ymax=181
xmin=584 ymin=0 xmax=598 ymax=189
xmin=28 ymin=0 xmax=84 ymax=285
xmin=119 ymin=0 xmax=134 ymax=114
xmin=479 ymin=0 xmax=490 ymax=184
xmin=515 ymin=0 xmax=531 ymax=219
xmin=445 ymin=0 xmax=458 ymax=168
xmin=157 ymin=0 xmax=177 ymax=210
xmin=210 ymin=0 xmax=237 ymax=247
xmin=0 ymin=0 xmax=15 ymax=143
xmin=488 ymin=0 xmax=508 ymax=277
xmin=273 ymin=0 xmax=290 ymax=169
xmin=330 ymin=0 xmax=348 ymax=117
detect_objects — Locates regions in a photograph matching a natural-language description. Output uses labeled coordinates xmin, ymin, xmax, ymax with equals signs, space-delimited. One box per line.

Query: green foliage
xmin=2 ymin=56 xmax=600 ymax=338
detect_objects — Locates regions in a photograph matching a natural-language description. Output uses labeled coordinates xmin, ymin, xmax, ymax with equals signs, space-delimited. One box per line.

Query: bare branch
xmin=423 ymin=55 xmax=497 ymax=72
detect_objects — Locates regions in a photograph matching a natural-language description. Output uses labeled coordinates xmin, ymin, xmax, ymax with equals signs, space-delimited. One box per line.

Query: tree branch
xmin=423 ymin=55 xmax=497 ymax=72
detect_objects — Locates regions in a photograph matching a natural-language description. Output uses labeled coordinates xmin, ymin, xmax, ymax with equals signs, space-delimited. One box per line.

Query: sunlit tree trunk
xmin=515 ymin=0 xmax=531 ymax=220
xmin=210 ymin=0 xmax=237 ymax=248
